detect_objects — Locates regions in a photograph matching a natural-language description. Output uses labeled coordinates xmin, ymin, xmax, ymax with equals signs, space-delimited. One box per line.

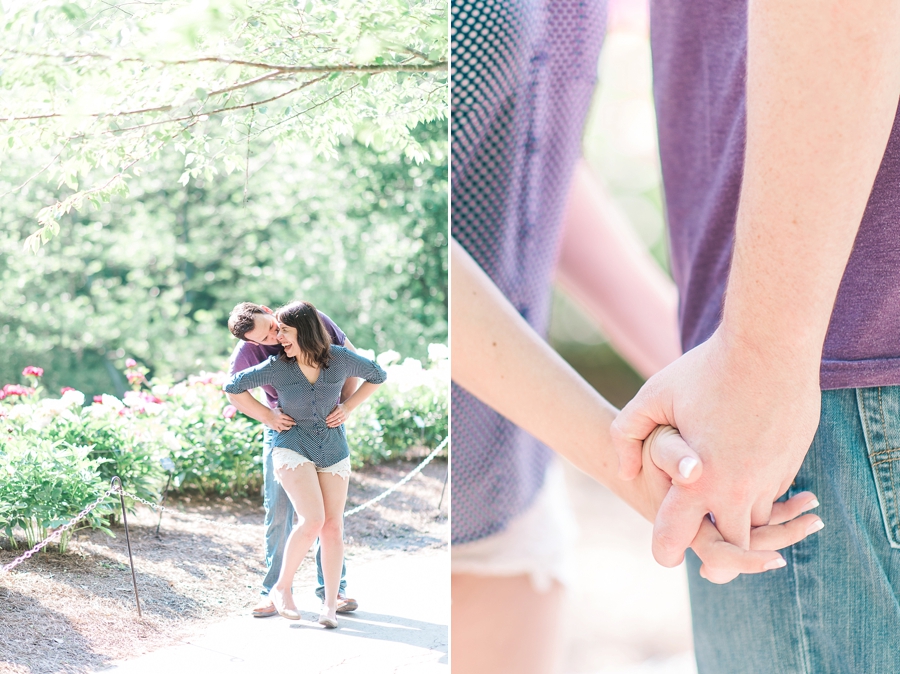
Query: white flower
xmin=356 ymin=348 xmax=376 ymax=361
xmin=428 ymin=343 xmax=449 ymax=362
xmin=60 ymin=389 xmax=86 ymax=407
xmin=101 ymin=394 xmax=124 ymax=410
xmin=377 ymin=350 xmax=401 ymax=367
xmin=388 ymin=358 xmax=426 ymax=392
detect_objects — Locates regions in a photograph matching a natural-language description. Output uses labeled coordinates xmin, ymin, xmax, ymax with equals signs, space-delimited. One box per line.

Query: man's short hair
xmin=228 ymin=302 xmax=267 ymax=341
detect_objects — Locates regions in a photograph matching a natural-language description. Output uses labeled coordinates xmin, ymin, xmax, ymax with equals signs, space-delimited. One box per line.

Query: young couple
xmin=225 ymin=301 xmax=386 ymax=628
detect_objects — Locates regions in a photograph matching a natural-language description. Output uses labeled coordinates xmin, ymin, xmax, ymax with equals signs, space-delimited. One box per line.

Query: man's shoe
xmin=336 ymin=594 xmax=358 ymax=613
xmin=251 ymin=597 xmax=278 ymax=618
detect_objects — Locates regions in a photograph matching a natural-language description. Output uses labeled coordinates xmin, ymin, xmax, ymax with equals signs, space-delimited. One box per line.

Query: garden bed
xmin=0 ymin=456 xmax=448 ymax=674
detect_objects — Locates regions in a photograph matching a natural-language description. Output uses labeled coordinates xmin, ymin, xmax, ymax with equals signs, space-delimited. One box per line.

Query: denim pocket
xmin=857 ymin=386 xmax=900 ymax=549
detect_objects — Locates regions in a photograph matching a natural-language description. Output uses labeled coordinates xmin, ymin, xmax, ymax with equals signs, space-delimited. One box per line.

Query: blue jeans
xmin=261 ymin=428 xmax=347 ymax=598
xmin=688 ymin=387 xmax=900 ymax=673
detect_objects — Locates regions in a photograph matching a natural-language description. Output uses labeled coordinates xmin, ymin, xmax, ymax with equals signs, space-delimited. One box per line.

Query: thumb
xmin=645 ymin=425 xmax=703 ymax=485
xmin=611 ymin=380 xmax=674 ymax=480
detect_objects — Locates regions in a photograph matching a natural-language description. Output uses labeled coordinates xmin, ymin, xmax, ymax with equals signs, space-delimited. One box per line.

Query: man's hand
xmin=264 ymin=408 xmax=296 ymax=432
xmin=614 ymin=328 xmax=822 ymax=566
xmin=325 ymin=403 xmax=349 ymax=428
xmin=642 ymin=424 xmax=822 ymax=581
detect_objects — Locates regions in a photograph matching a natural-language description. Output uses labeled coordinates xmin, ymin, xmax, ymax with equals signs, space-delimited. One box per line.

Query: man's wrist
xmin=714 ymin=318 xmax=822 ymax=383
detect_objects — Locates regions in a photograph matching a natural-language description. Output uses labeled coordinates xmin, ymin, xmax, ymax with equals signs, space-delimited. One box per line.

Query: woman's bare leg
xmin=452 ymin=573 xmax=565 ymax=674
xmin=317 ymin=471 xmax=349 ymax=621
xmin=271 ymin=461 xmax=324 ymax=613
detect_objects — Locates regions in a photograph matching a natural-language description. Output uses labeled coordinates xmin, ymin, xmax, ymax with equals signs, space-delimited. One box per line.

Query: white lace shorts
xmin=451 ymin=459 xmax=577 ymax=592
xmin=272 ymin=447 xmax=351 ymax=480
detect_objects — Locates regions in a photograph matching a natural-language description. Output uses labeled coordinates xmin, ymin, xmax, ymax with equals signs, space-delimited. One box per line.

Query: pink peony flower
xmin=3 ymin=384 xmax=33 ymax=396
xmin=125 ymin=358 xmax=137 ymax=368
xmin=126 ymin=373 xmax=145 ymax=384
xmin=60 ymin=386 xmax=75 ymax=394
xmin=0 ymin=391 xmax=6 ymax=401
xmin=139 ymin=391 xmax=162 ymax=404
xmin=223 ymin=405 xmax=238 ymax=419
xmin=22 ymin=366 xmax=43 ymax=378
xmin=93 ymin=395 xmax=104 ymax=404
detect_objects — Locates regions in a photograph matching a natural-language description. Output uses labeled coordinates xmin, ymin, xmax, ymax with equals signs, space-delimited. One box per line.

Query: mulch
xmin=0 ymin=457 xmax=448 ymax=674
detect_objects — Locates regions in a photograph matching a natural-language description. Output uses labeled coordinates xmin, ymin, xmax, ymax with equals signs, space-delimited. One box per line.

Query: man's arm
xmin=612 ymin=0 xmax=900 ymax=563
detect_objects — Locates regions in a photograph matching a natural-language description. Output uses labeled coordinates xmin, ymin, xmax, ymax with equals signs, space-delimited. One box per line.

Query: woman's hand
xmin=641 ymin=425 xmax=822 ymax=583
xmin=325 ymin=403 xmax=349 ymax=427
xmin=266 ymin=407 xmax=296 ymax=431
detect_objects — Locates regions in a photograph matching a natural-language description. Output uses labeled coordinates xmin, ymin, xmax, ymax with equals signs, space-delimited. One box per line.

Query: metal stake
xmin=438 ymin=466 xmax=448 ymax=511
xmin=111 ymin=477 xmax=142 ymax=618
xmin=155 ymin=472 xmax=172 ymax=539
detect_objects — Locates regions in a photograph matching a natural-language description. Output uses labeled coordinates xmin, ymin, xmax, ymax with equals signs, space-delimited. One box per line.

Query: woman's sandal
xmin=270 ymin=589 xmax=302 ymax=621
xmin=318 ymin=612 xmax=338 ymax=629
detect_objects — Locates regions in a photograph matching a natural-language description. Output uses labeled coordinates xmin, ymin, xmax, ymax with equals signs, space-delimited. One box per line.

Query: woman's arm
xmin=225 ymin=390 xmax=296 ymax=431
xmin=338 ymin=381 xmax=381 ymax=416
xmin=557 ymin=160 xmax=681 ymax=377
xmin=326 ymin=348 xmax=386 ymax=427
xmin=223 ymin=356 xmax=295 ymax=430
xmin=338 ymin=338 xmax=361 ymax=403
xmin=452 ymin=238 xmax=681 ymax=493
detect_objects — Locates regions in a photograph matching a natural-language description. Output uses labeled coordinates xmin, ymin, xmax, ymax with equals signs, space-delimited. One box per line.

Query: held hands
xmin=613 ymin=328 xmax=822 ymax=567
xmin=642 ymin=425 xmax=822 ymax=583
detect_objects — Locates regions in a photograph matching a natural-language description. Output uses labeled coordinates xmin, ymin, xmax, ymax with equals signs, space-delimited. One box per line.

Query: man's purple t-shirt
xmin=651 ymin=1 xmax=900 ymax=389
xmin=228 ymin=311 xmax=346 ymax=409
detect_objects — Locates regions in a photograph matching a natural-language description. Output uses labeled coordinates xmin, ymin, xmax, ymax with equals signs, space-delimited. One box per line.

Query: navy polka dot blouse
xmin=451 ymin=0 xmax=607 ymax=544
xmin=225 ymin=346 xmax=387 ymax=467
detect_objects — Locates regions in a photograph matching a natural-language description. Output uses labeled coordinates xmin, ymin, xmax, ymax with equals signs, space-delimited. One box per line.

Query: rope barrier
xmin=344 ymin=436 xmax=449 ymax=516
xmin=0 ymin=436 xmax=449 ymax=576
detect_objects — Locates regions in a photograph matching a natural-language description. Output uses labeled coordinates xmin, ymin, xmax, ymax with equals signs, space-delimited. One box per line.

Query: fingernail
xmin=805 ymin=498 xmax=820 ymax=510
xmin=764 ymin=557 xmax=786 ymax=570
xmin=678 ymin=457 xmax=698 ymax=479
xmin=806 ymin=519 xmax=824 ymax=535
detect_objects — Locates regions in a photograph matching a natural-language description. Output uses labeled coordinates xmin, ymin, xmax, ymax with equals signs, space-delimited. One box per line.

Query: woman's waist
xmin=275 ymin=421 xmax=346 ymax=437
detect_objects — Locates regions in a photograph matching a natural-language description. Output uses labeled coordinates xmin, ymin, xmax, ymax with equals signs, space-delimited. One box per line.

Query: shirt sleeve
xmin=339 ymin=348 xmax=387 ymax=384
xmin=224 ymin=356 xmax=279 ymax=394
xmin=229 ymin=341 xmax=253 ymax=376
xmin=318 ymin=311 xmax=347 ymax=346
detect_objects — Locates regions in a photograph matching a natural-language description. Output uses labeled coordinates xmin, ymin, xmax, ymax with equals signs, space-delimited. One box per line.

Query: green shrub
xmin=0 ymin=435 xmax=115 ymax=552
xmin=160 ymin=375 xmax=264 ymax=495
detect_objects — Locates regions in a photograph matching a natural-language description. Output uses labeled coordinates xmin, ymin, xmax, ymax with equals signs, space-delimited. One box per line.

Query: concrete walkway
xmin=97 ymin=550 xmax=448 ymax=674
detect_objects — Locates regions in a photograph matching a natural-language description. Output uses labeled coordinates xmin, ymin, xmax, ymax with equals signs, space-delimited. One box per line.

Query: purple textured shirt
xmin=652 ymin=1 xmax=900 ymax=389
xmin=228 ymin=311 xmax=346 ymax=409
xmin=451 ymin=0 xmax=607 ymax=544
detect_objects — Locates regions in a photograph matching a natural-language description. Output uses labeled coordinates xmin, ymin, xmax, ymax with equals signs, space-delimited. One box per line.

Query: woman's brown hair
xmin=274 ymin=301 xmax=333 ymax=369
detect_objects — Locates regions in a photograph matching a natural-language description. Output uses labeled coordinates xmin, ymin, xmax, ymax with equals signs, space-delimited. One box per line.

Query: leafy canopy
xmin=0 ymin=0 xmax=448 ymax=250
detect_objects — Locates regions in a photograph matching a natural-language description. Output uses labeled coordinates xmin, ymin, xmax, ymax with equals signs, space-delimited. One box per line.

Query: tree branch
xmin=0 ymin=140 xmax=70 ymax=199
xmin=108 ymin=75 xmax=328 ymax=133
xmin=0 ymin=47 xmax=447 ymax=73
xmin=1 ymin=60 xmax=444 ymax=122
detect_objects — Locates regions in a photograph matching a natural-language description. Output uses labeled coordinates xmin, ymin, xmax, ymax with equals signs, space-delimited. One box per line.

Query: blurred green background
xmin=0 ymin=118 xmax=448 ymax=397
